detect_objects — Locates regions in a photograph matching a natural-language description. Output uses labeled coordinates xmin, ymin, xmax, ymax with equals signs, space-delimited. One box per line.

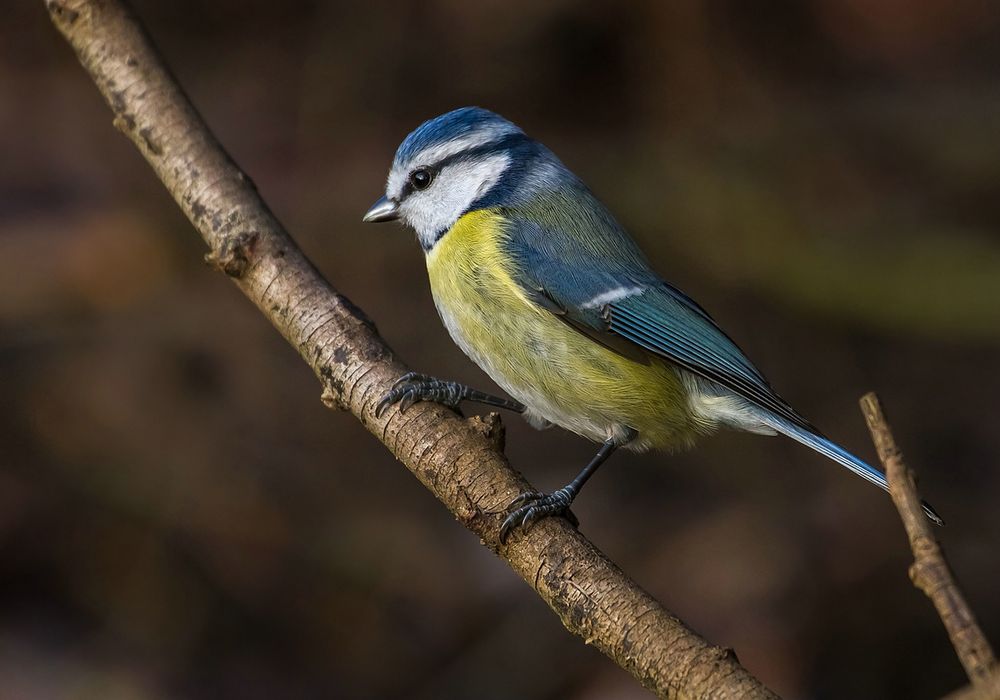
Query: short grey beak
xmin=362 ymin=195 xmax=399 ymax=223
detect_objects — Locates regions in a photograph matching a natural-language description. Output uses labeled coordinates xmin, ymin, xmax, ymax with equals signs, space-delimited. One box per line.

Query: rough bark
xmin=860 ymin=394 xmax=997 ymax=687
xmin=45 ymin=1 xmax=781 ymax=697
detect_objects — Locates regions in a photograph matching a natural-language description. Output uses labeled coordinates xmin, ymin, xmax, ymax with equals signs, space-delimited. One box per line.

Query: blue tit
xmin=364 ymin=106 xmax=942 ymax=541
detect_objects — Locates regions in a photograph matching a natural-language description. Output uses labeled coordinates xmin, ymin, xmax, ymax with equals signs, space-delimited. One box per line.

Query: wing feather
xmin=500 ymin=213 xmax=815 ymax=432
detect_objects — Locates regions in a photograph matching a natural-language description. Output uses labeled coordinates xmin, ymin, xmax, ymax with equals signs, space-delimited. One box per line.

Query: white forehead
xmin=386 ymin=122 xmax=521 ymax=199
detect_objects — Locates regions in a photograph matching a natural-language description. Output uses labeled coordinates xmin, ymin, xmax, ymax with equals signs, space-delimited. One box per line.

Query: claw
xmin=374 ymin=395 xmax=392 ymax=419
xmin=499 ymin=489 xmax=578 ymax=543
xmin=375 ymin=372 xmax=428 ymax=418
xmin=499 ymin=509 xmax=525 ymax=544
xmin=399 ymin=390 xmax=419 ymax=413
xmin=509 ymin=491 xmax=542 ymax=507
xmin=391 ymin=371 xmax=423 ymax=390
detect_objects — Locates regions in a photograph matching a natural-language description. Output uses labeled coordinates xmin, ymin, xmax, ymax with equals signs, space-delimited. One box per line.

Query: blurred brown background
xmin=2 ymin=1 xmax=999 ymax=698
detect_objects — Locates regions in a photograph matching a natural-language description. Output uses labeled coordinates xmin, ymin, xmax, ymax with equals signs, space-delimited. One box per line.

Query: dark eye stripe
xmin=430 ymin=133 xmax=528 ymax=171
xmin=399 ymin=132 xmax=529 ymax=201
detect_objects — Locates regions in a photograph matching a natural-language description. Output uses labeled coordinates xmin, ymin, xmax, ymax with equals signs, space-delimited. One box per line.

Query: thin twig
xmin=860 ymin=393 xmax=996 ymax=685
xmin=45 ymin=1 xmax=780 ymax=697
xmin=943 ymin=668 xmax=1000 ymax=700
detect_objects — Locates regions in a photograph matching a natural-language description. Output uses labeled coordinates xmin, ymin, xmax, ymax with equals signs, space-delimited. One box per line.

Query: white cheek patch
xmin=402 ymin=152 xmax=512 ymax=249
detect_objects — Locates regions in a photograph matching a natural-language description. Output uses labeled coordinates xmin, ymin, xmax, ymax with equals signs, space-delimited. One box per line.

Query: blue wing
xmin=607 ymin=292 xmax=815 ymax=431
xmin=499 ymin=212 xmax=944 ymax=524
xmin=501 ymin=214 xmax=815 ymax=432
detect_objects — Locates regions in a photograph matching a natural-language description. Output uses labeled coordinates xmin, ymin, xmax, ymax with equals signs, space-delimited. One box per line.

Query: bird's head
xmin=363 ymin=107 xmax=531 ymax=251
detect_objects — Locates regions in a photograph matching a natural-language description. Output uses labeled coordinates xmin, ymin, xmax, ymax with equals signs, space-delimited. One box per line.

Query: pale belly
xmin=425 ymin=212 xmax=707 ymax=451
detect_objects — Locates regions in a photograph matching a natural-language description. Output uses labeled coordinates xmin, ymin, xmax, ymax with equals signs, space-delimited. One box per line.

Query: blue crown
xmin=394 ymin=107 xmax=522 ymax=167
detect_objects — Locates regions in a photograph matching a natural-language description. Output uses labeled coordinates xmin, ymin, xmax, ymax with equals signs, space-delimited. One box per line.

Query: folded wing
xmin=502 ymin=215 xmax=814 ymax=432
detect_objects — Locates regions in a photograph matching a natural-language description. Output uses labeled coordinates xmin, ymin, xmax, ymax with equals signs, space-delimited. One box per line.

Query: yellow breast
xmin=425 ymin=209 xmax=703 ymax=450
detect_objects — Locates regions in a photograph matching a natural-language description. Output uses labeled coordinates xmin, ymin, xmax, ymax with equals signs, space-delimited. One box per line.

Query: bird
xmin=363 ymin=106 xmax=942 ymax=542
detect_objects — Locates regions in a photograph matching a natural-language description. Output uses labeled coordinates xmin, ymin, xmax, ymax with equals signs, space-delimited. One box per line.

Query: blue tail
xmin=765 ymin=417 xmax=944 ymax=525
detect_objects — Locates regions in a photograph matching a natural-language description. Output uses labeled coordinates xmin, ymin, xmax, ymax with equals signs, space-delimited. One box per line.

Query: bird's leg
xmin=374 ymin=371 xmax=525 ymax=418
xmin=500 ymin=428 xmax=636 ymax=543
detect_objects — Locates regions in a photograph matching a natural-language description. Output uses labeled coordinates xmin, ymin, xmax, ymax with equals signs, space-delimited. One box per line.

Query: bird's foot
xmin=375 ymin=372 xmax=464 ymax=417
xmin=499 ymin=488 xmax=579 ymax=543
xmin=375 ymin=371 xmax=525 ymax=418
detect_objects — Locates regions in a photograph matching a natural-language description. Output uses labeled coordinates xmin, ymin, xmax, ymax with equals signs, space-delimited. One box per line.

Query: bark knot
xmin=47 ymin=1 xmax=81 ymax=27
xmin=467 ymin=413 xmax=506 ymax=451
xmin=205 ymin=231 xmax=259 ymax=278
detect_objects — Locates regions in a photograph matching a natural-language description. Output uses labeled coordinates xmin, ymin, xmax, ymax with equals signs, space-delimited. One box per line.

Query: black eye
xmin=409 ymin=168 xmax=433 ymax=190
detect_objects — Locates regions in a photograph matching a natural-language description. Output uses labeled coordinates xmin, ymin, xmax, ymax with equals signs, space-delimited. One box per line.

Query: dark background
xmin=2 ymin=1 xmax=999 ymax=698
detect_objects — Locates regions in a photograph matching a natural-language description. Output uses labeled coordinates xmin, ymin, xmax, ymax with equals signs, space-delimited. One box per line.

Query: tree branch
xmin=45 ymin=1 xmax=779 ymax=697
xmin=943 ymin=668 xmax=1000 ymax=700
xmin=860 ymin=393 xmax=997 ymax=686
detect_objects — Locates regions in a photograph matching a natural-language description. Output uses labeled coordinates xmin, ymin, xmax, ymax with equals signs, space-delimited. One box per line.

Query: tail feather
xmin=763 ymin=416 xmax=944 ymax=526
